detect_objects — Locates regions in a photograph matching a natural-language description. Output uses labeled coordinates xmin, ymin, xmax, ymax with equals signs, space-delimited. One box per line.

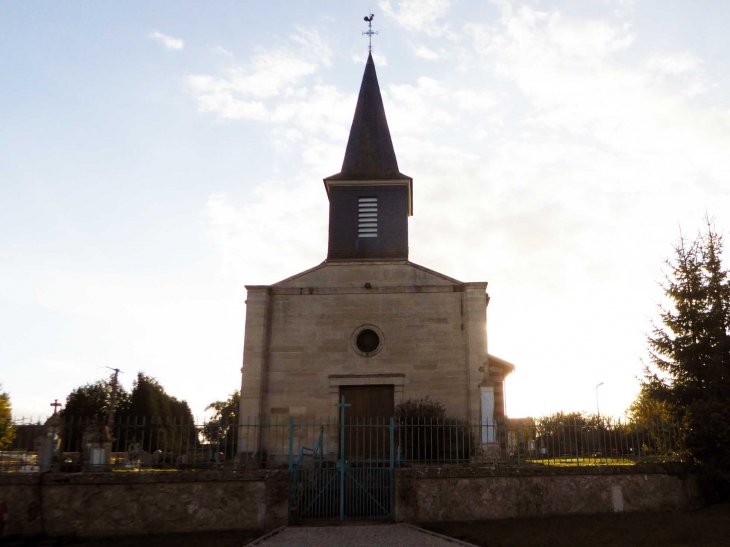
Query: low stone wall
xmin=1 ymin=465 xmax=701 ymax=539
xmin=395 ymin=465 xmax=699 ymax=522
xmin=0 ymin=470 xmax=288 ymax=539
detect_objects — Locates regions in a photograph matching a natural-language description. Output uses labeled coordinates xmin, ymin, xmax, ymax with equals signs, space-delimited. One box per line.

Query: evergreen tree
xmin=643 ymin=217 xmax=730 ymax=498
xmin=127 ymin=373 xmax=194 ymax=423
xmin=121 ymin=373 xmax=194 ymax=453
xmin=61 ymin=375 xmax=131 ymax=421
xmin=61 ymin=372 xmax=192 ymax=424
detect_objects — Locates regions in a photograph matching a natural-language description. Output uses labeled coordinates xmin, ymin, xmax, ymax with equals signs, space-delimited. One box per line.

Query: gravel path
xmin=247 ymin=524 xmax=477 ymax=547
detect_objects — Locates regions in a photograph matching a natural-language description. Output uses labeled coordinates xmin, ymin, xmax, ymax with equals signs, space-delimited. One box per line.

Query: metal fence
xmin=0 ymin=415 xmax=685 ymax=473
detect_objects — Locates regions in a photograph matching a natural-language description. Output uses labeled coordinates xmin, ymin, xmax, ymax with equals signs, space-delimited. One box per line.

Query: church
xmin=239 ymin=53 xmax=514 ymax=434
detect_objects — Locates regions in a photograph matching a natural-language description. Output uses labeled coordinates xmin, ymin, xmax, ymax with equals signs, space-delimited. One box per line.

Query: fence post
xmin=215 ymin=418 xmax=221 ymax=469
xmin=140 ymin=417 xmax=146 ymax=463
xmin=389 ymin=418 xmax=395 ymax=469
xmin=288 ymin=416 xmax=294 ymax=472
xmin=336 ymin=396 xmax=350 ymax=521
xmin=340 ymin=403 xmax=345 ymax=521
xmin=455 ymin=417 xmax=459 ymax=467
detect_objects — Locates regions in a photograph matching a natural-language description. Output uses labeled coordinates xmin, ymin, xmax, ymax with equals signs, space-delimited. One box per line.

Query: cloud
xmin=149 ymin=31 xmax=184 ymax=50
xmin=380 ymin=0 xmax=453 ymax=37
xmin=413 ymin=44 xmax=444 ymax=60
xmin=203 ymin=186 xmax=328 ymax=284
xmin=210 ymin=45 xmax=235 ymax=58
xmin=186 ymin=75 xmax=269 ymax=121
xmin=187 ymin=27 xmax=333 ymax=121
xmin=464 ymin=5 xmax=729 ymax=168
xmin=383 ymin=77 xmax=498 ymax=140
xmin=453 ymin=89 xmax=497 ymax=112
xmin=646 ymin=52 xmax=702 ymax=75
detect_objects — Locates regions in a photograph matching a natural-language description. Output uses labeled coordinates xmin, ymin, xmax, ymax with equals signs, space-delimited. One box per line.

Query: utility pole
xmin=596 ymin=382 xmax=605 ymax=419
xmin=107 ymin=368 xmax=122 ymax=428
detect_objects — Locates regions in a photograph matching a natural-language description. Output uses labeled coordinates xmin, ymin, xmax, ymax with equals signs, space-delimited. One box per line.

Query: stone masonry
xmin=240 ymin=261 xmax=501 ymax=424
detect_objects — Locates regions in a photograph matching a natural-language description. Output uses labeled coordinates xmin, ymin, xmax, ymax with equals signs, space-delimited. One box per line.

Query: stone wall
xmin=0 ymin=466 xmax=701 ymax=539
xmin=0 ymin=470 xmax=288 ymax=539
xmin=395 ymin=465 xmax=699 ymax=522
xmin=241 ymin=261 xmax=489 ymax=424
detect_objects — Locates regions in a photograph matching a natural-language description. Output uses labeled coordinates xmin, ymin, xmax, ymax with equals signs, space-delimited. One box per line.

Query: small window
xmin=356 ymin=329 xmax=380 ymax=353
xmin=351 ymin=325 xmax=384 ymax=357
xmin=358 ymin=197 xmax=377 ymax=238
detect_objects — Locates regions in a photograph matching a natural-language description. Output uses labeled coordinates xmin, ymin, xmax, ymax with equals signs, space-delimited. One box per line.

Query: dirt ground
xmin=424 ymin=504 xmax=730 ymax=547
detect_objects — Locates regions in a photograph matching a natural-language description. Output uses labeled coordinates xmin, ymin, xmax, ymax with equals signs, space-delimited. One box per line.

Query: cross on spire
xmin=363 ymin=13 xmax=378 ymax=53
xmin=50 ymin=399 xmax=62 ymax=414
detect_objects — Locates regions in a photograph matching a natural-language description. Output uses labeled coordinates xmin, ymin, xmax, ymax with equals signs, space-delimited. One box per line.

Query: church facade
xmin=239 ymin=54 xmax=514 ymax=429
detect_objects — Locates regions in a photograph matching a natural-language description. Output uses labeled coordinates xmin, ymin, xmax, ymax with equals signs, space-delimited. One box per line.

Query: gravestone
xmin=81 ymin=425 xmax=113 ymax=471
xmin=37 ymin=413 xmax=62 ymax=472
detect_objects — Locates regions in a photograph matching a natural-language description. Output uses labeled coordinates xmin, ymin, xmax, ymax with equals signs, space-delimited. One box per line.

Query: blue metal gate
xmin=288 ymin=397 xmax=394 ymax=522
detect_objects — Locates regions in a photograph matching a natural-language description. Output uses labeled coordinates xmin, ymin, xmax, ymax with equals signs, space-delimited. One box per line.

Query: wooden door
xmin=339 ymin=385 xmax=394 ymax=461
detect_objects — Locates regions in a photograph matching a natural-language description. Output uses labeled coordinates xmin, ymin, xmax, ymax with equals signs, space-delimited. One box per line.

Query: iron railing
xmin=0 ymin=415 xmax=685 ymax=472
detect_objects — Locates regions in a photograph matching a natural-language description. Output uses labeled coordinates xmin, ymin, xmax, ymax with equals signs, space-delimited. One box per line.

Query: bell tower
xmin=324 ymin=53 xmax=413 ymax=261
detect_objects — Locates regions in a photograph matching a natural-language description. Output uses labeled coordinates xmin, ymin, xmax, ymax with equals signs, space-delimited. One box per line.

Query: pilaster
xmin=463 ymin=282 xmax=489 ymax=423
xmin=239 ymin=286 xmax=272 ymax=424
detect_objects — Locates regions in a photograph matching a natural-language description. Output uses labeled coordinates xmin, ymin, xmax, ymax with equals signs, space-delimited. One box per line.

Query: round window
xmin=356 ymin=329 xmax=380 ymax=353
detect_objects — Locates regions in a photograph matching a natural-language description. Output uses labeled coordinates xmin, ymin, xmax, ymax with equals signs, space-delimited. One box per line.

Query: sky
xmin=2 ymin=0 xmax=730 ymax=421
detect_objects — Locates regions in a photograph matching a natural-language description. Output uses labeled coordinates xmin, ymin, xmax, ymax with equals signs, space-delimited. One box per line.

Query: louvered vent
xmin=358 ymin=197 xmax=378 ymax=238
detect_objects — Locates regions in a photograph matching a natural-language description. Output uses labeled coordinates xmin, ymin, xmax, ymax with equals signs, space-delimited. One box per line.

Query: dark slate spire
xmin=325 ymin=53 xmax=410 ymax=181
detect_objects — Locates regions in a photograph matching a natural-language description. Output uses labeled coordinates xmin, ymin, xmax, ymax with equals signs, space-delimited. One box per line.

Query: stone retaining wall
xmin=0 ymin=466 xmax=700 ymax=539
xmin=395 ymin=465 xmax=699 ymax=522
xmin=0 ymin=470 xmax=288 ymax=539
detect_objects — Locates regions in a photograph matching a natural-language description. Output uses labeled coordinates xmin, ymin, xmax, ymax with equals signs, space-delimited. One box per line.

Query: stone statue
xmin=478 ymin=362 xmax=494 ymax=387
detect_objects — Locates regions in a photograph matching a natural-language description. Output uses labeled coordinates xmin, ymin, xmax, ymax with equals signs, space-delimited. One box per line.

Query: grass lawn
xmin=521 ymin=456 xmax=681 ymax=466
xmin=523 ymin=457 xmax=637 ymax=466
xmin=424 ymin=504 xmax=730 ymax=547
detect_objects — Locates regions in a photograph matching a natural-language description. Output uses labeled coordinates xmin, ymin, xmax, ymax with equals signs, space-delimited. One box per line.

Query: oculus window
xmin=351 ymin=325 xmax=384 ymax=357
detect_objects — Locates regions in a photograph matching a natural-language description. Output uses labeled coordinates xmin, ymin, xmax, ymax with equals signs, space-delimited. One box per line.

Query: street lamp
xmin=596 ymin=382 xmax=605 ymax=419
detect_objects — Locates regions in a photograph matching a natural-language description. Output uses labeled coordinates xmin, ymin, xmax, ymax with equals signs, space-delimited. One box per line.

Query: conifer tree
xmin=643 ymin=216 xmax=730 ymax=498
xmin=62 ymin=375 xmax=131 ymax=421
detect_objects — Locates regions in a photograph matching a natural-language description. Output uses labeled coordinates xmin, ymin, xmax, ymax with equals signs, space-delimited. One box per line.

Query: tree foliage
xmin=395 ymin=396 xmax=446 ymax=422
xmin=127 ymin=373 xmax=193 ymax=424
xmin=643 ymin=217 xmax=730 ymax=498
xmin=61 ymin=372 xmax=192 ymax=424
xmin=59 ymin=373 xmax=194 ymax=453
xmin=202 ymin=390 xmax=240 ymax=446
xmin=395 ymin=397 xmax=470 ymax=461
xmin=626 ymin=386 xmax=675 ymax=425
xmin=61 ymin=375 xmax=131 ymax=421
xmin=0 ymin=385 xmax=15 ymax=449
xmin=534 ymin=412 xmax=602 ymax=457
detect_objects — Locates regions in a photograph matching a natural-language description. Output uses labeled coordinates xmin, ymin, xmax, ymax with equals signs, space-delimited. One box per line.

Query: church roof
xmin=325 ymin=53 xmax=410 ymax=181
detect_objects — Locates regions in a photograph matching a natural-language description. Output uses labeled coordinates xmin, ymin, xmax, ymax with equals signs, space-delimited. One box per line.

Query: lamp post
xmin=596 ymin=382 xmax=605 ymax=419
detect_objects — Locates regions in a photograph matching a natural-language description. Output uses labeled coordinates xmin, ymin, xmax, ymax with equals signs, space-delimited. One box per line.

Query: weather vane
xmin=363 ymin=13 xmax=377 ymax=53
